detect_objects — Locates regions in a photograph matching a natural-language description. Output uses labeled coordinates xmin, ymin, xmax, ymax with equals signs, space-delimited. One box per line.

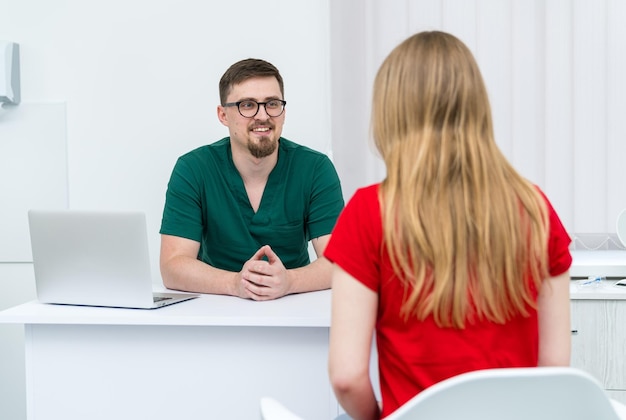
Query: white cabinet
xmin=571 ymin=296 xmax=626 ymax=404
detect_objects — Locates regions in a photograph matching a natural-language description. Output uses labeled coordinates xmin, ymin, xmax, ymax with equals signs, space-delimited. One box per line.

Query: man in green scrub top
xmin=159 ymin=58 xmax=344 ymax=301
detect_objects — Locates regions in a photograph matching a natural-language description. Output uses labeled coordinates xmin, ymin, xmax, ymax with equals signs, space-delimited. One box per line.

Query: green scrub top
xmin=160 ymin=137 xmax=345 ymax=272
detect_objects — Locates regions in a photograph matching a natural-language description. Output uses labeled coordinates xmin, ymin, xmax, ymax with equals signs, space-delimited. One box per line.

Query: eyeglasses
xmin=223 ymin=99 xmax=287 ymax=118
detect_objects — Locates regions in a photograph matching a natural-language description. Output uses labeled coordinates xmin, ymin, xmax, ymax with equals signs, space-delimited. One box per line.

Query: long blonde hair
xmin=372 ymin=31 xmax=549 ymax=328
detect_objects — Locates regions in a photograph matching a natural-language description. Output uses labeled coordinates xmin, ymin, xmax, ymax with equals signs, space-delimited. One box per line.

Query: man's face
xmin=217 ymin=76 xmax=285 ymax=159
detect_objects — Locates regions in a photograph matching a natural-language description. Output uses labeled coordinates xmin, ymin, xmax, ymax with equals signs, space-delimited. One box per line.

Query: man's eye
xmin=240 ymin=101 xmax=256 ymax=109
xmin=266 ymin=100 xmax=281 ymax=109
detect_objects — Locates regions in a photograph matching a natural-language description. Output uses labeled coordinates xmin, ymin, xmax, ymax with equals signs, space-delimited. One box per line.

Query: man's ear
xmin=217 ymin=105 xmax=229 ymax=127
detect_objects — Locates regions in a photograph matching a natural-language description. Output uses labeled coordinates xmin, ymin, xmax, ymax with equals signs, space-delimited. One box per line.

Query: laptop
xmin=28 ymin=209 xmax=199 ymax=309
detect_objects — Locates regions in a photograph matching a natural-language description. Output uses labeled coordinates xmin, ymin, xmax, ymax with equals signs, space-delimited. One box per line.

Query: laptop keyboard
xmin=153 ymin=296 xmax=173 ymax=303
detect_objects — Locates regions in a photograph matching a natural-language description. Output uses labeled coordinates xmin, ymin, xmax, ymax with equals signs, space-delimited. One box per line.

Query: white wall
xmin=0 ymin=1 xmax=331 ymax=418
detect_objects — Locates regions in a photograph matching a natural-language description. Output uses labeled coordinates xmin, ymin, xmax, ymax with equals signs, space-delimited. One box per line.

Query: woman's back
xmin=325 ymin=183 xmax=571 ymax=417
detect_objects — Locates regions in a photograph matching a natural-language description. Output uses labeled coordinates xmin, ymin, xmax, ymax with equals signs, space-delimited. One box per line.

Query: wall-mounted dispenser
xmin=0 ymin=41 xmax=20 ymax=105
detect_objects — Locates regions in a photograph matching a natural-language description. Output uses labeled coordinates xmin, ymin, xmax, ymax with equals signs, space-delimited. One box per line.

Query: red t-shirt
xmin=324 ymin=184 xmax=572 ymax=418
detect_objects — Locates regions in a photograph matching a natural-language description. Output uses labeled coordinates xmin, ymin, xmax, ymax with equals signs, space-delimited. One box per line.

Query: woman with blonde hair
xmin=325 ymin=31 xmax=572 ymax=419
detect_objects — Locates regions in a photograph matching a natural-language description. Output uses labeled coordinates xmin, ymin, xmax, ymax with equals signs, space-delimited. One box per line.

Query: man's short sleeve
xmin=160 ymin=155 xmax=204 ymax=242
xmin=306 ymin=155 xmax=345 ymax=240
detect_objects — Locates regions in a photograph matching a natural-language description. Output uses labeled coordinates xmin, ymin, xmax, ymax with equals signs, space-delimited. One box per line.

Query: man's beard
xmin=248 ymin=136 xmax=277 ymax=158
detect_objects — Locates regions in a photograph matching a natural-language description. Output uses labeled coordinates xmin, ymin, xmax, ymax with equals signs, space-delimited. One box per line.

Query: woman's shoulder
xmin=350 ymin=183 xmax=381 ymax=203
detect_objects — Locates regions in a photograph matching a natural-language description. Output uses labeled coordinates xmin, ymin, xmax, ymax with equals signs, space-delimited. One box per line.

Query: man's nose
xmin=255 ymin=104 xmax=271 ymax=119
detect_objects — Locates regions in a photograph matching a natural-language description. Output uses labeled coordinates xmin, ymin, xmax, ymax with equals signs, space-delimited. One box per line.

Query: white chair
xmin=260 ymin=367 xmax=626 ymax=420
xmin=384 ymin=366 xmax=626 ymax=420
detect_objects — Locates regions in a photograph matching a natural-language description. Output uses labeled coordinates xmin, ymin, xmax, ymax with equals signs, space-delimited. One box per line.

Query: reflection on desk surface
xmin=570 ymin=278 xmax=626 ymax=300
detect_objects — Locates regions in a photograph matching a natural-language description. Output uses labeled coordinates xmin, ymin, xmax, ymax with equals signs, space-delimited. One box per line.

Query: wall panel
xmin=572 ymin=1 xmax=608 ymax=233
xmin=0 ymin=103 xmax=68 ymax=262
xmin=544 ymin=0 xmax=575 ymax=228
xmin=606 ymin=0 xmax=626 ymax=234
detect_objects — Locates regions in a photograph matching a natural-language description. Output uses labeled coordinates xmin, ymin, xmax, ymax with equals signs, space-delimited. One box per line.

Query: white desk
xmin=0 ymin=290 xmax=338 ymax=420
xmin=4 ymin=281 xmax=626 ymax=419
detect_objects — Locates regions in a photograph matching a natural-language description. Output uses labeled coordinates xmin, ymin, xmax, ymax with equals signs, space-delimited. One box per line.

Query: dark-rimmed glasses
xmin=223 ymin=99 xmax=287 ymax=118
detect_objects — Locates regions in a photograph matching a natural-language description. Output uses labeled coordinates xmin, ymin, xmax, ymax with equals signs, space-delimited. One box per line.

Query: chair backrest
xmin=260 ymin=397 xmax=304 ymax=420
xmin=385 ymin=367 xmax=622 ymax=420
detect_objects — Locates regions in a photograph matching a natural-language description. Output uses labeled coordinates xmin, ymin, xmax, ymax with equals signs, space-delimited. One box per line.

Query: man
xmin=159 ymin=58 xmax=344 ymax=301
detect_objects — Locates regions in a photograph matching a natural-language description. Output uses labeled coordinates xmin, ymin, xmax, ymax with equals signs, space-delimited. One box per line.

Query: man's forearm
xmin=285 ymin=256 xmax=332 ymax=295
xmin=161 ymin=255 xmax=240 ymax=296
